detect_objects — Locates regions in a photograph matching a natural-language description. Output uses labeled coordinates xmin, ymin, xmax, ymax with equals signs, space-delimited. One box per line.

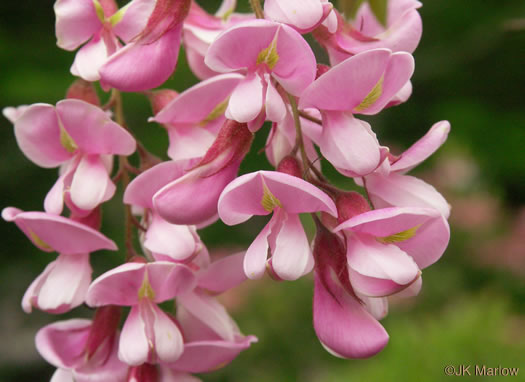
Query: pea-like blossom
xmin=86 ymin=261 xmax=196 ymax=365
xmin=10 ymin=99 xmax=135 ymax=214
xmin=314 ymin=0 xmax=422 ymax=65
xmin=205 ymin=19 xmax=317 ymax=129
xmin=300 ymin=48 xmax=414 ymax=177
xmin=264 ymin=0 xmax=337 ymax=34
xmin=151 ymin=73 xmax=244 ymax=161
xmin=218 ymin=171 xmax=337 ymax=280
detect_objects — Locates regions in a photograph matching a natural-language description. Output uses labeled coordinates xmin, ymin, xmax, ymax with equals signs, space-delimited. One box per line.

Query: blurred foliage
xmin=1 ymin=0 xmax=525 ymax=381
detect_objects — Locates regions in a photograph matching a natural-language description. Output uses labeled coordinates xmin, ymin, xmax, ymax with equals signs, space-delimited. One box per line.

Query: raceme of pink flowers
xmin=3 ymin=0 xmax=452 ymax=380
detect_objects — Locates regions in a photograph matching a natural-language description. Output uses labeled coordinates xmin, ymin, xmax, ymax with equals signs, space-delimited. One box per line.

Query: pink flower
xmin=151 ymin=73 xmax=244 ymax=161
xmin=205 ymin=19 xmax=317 ymax=129
xmin=152 ymin=120 xmax=253 ymax=226
xmin=124 ymin=160 xmax=204 ymax=262
xmin=2 ymin=207 xmax=117 ymax=254
xmin=22 ymin=254 xmax=92 ymax=314
xmin=314 ymin=0 xmax=422 ymax=65
xmin=312 ymin=224 xmax=389 ymax=358
xmin=218 ymin=171 xmax=337 ymax=280
xmin=54 ymin=0 xmax=153 ymax=83
xmin=264 ymin=0 xmax=337 ymax=34
xmin=10 ymin=99 xmax=135 ymax=213
xmin=3 ymin=207 xmax=117 ymax=313
xmin=300 ymin=48 xmax=414 ymax=177
xmin=183 ymin=0 xmax=254 ymax=80
xmin=358 ymin=121 xmax=452 ymax=218
xmin=86 ymin=261 xmax=196 ymax=365
xmin=100 ymin=0 xmax=191 ymax=91
xmin=36 ymin=307 xmax=128 ymax=382
xmin=168 ymin=252 xmax=257 ymax=373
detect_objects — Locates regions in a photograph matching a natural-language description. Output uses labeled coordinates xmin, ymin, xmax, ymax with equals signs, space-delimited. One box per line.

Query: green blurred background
xmin=1 ymin=1 xmax=525 ymax=381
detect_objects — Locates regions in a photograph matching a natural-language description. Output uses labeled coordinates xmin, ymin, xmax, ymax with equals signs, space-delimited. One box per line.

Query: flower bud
xmin=148 ymin=89 xmax=178 ymax=115
xmin=335 ymin=191 xmax=371 ymax=224
xmin=316 ymin=64 xmax=331 ymax=79
xmin=66 ymin=79 xmax=100 ymax=106
xmin=277 ymin=155 xmax=302 ymax=178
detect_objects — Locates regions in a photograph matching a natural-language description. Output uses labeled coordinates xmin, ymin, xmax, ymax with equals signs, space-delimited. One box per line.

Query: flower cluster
xmin=3 ymin=0 xmax=451 ymax=380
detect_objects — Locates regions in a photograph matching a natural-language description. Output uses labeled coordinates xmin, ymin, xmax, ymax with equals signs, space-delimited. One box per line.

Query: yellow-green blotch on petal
xmin=138 ymin=274 xmax=156 ymax=300
xmin=376 ymin=224 xmax=420 ymax=244
xmin=355 ymin=76 xmax=384 ymax=112
xmin=261 ymin=182 xmax=282 ymax=212
xmin=60 ymin=126 xmax=78 ymax=154
xmin=256 ymin=38 xmax=279 ymax=70
xmin=93 ymin=0 xmax=106 ymax=23
xmin=29 ymin=230 xmax=53 ymax=251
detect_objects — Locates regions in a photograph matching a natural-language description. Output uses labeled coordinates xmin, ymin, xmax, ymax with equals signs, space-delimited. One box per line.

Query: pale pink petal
xmin=86 ymin=262 xmax=146 ymax=307
xmin=169 ymin=336 xmax=257 ymax=373
xmin=147 ymin=262 xmax=196 ymax=302
xmin=395 ymin=213 xmax=450 ymax=269
xmin=2 ymin=105 xmax=29 ymax=123
xmin=243 ymin=219 xmax=272 ymax=280
xmin=313 ymin=270 xmax=388 ymax=358
xmin=151 ymin=303 xmax=184 ymax=363
xmin=153 ymin=161 xmax=238 ymax=226
xmin=359 ymin=295 xmax=389 ymax=320
xmin=100 ymin=23 xmax=183 ymax=91
xmin=364 ymin=172 xmax=451 ymax=218
xmin=265 ymin=77 xmax=287 ymax=122
xmin=44 ymin=172 xmax=67 ymax=215
xmin=299 ymin=49 xmax=391 ymax=111
xmin=322 ymin=8 xmax=338 ymax=33
xmin=54 ymin=0 xmax=101 ymax=50
xmin=390 ymin=121 xmax=451 ymax=173
xmin=56 ymin=99 xmax=136 ymax=155
xmin=2 ymin=207 xmax=117 ymax=254
xmin=198 ymin=252 xmax=246 ymax=293
xmin=22 ymin=262 xmax=52 ymax=313
xmin=320 ymin=111 xmax=381 ymax=177
xmin=334 ymin=206 xmax=438 ymax=237
xmin=112 ymin=0 xmax=156 ymax=42
xmin=270 ymin=212 xmax=312 ymax=280
xmin=346 ymin=234 xmax=419 ymax=286
xmin=153 ymin=73 xmax=243 ymax=124
xmin=13 ymin=104 xmax=72 ymax=168
xmin=185 ymin=46 xmax=221 ymax=80
xmin=37 ymin=253 xmax=92 ymax=313
xmin=119 ymin=305 xmax=150 ymax=366
xmin=205 ymin=19 xmax=279 ymax=72
xmin=51 ymin=369 xmax=74 ymax=382
xmin=270 ymin=24 xmax=317 ymax=95
xmin=226 ymin=73 xmax=264 ymax=123
xmin=144 ymin=213 xmax=197 ymax=262
xmin=218 ymin=171 xmax=336 ymax=226
xmin=70 ymin=33 xmax=108 ymax=82
xmin=348 ymin=267 xmax=406 ymax=297
xmin=385 ymin=80 xmax=412 ymax=108
xmin=264 ymin=0 xmax=323 ymax=31
xmin=166 ymin=125 xmax=218 ymax=161
xmin=124 ymin=159 xmax=196 ymax=209
xmin=355 ymin=52 xmax=414 ymax=115
xmin=177 ymin=290 xmax=238 ymax=342
xmin=70 ymin=155 xmax=115 ymax=211
xmin=394 ymin=274 xmax=422 ymax=298
xmin=36 ymin=318 xmax=91 ymax=368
